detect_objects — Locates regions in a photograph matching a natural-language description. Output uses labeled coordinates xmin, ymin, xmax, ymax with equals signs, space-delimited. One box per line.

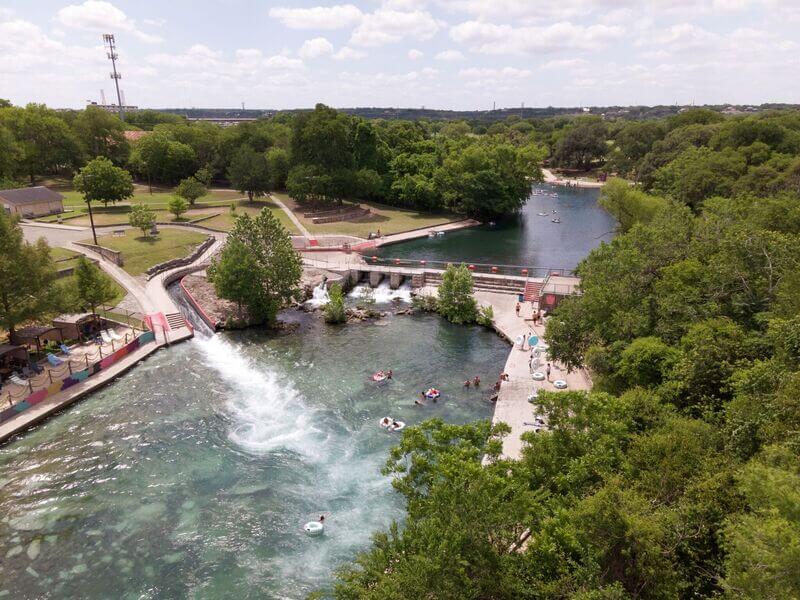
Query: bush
xmin=412 ymin=294 xmax=438 ymax=312
xmin=477 ymin=304 xmax=494 ymax=327
xmin=437 ymin=264 xmax=477 ymax=324
xmin=129 ymin=203 xmax=156 ymax=236
xmin=323 ymin=283 xmax=346 ymax=324
xmin=168 ymin=196 xmax=189 ymax=220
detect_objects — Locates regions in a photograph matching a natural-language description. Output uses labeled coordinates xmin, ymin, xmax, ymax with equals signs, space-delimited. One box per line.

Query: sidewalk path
xmin=271 ymin=195 xmax=312 ymax=238
xmin=473 ymin=291 xmax=591 ymax=459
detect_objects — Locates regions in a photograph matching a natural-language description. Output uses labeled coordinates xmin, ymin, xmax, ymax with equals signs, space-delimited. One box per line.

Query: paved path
xmin=372 ymin=219 xmax=481 ymax=247
xmin=271 ymin=195 xmax=312 ymax=238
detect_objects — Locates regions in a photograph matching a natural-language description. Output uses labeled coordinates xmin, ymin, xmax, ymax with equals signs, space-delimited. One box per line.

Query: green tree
xmin=437 ymin=264 xmax=477 ymax=324
xmin=205 ymin=238 xmax=260 ymax=320
xmin=168 ymin=196 xmax=189 ymax=220
xmin=73 ymin=156 xmax=134 ymax=244
xmin=599 ymin=178 xmax=668 ymax=232
xmin=553 ymin=117 xmax=608 ymax=170
xmin=73 ymin=105 xmax=129 ymax=164
xmin=0 ymin=211 xmax=59 ymax=335
xmin=323 ymin=283 xmax=346 ymax=324
xmin=0 ymin=103 xmax=83 ymax=184
xmin=208 ymin=208 xmax=301 ymax=325
xmin=174 ymin=176 xmax=206 ymax=205
xmin=73 ymin=256 xmax=117 ymax=314
xmin=128 ymin=203 xmax=157 ymax=236
xmin=228 ymin=147 xmax=271 ymax=201
xmin=266 ymin=147 xmax=290 ymax=189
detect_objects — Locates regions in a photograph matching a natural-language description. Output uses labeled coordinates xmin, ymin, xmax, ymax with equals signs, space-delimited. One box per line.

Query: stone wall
xmin=73 ymin=242 xmax=124 ymax=266
xmin=145 ymin=236 xmax=215 ymax=280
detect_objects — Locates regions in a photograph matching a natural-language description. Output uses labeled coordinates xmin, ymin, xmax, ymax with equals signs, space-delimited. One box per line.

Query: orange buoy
xmin=491 ymin=266 xmax=498 ymax=273
xmin=468 ymin=264 xmax=475 ymax=270
xmin=372 ymin=256 xmax=378 ymax=262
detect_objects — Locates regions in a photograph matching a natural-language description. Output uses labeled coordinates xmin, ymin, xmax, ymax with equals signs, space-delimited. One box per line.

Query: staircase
xmin=165 ymin=312 xmax=188 ymax=331
xmin=523 ymin=281 xmax=543 ymax=303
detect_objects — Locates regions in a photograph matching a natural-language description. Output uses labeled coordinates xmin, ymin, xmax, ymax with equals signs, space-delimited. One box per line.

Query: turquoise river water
xmin=0 ymin=311 xmax=508 ymax=599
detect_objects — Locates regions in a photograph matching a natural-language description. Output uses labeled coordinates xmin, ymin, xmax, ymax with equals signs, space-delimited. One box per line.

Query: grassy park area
xmin=273 ymin=193 xmax=456 ymax=238
xmin=202 ymin=198 xmax=299 ymax=234
xmin=90 ymin=229 xmax=207 ymax=276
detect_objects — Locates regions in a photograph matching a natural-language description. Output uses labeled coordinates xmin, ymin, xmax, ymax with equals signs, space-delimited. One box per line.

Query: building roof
xmin=53 ymin=313 xmax=95 ymax=325
xmin=11 ymin=326 xmax=60 ymax=341
xmin=0 ymin=186 xmax=64 ymax=206
xmin=0 ymin=345 xmax=28 ymax=361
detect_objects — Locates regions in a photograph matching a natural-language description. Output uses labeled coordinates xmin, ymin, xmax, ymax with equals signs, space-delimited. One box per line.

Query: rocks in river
xmin=27 ymin=539 xmax=41 ymax=560
xmin=6 ymin=545 xmax=22 ymax=558
xmin=346 ymin=307 xmax=387 ymax=322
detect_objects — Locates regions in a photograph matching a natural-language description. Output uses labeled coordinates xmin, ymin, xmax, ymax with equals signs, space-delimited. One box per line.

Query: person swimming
xmin=473 ymin=376 xmax=481 ymax=387
xmin=387 ymin=369 xmax=393 ymax=379
xmin=464 ymin=379 xmax=471 ymax=387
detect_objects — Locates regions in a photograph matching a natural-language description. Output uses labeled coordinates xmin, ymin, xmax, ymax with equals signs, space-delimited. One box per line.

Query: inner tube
xmin=304 ymin=521 xmax=324 ymax=536
xmin=388 ymin=421 xmax=405 ymax=432
xmin=424 ymin=388 xmax=440 ymax=400
xmin=532 ymin=372 xmax=546 ymax=381
xmin=515 ymin=335 xmax=524 ymax=346
xmin=372 ymin=371 xmax=387 ymax=382
xmin=553 ymin=379 xmax=568 ymax=389
xmin=379 ymin=417 xmax=392 ymax=428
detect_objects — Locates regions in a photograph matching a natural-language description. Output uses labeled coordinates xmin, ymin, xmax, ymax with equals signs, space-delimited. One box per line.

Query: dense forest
xmin=330 ymin=109 xmax=800 ymax=598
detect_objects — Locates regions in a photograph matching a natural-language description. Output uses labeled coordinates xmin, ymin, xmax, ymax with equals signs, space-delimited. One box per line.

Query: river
xmin=376 ymin=184 xmax=614 ymax=269
xmin=0 ymin=311 xmax=507 ymax=598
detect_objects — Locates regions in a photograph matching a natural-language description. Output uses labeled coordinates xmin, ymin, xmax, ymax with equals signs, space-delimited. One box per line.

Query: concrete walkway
xmin=374 ymin=219 xmax=481 ymax=247
xmin=474 ymin=291 xmax=591 ymax=459
xmin=271 ymin=195 xmax=312 ymax=238
xmin=0 ymin=340 xmax=162 ymax=444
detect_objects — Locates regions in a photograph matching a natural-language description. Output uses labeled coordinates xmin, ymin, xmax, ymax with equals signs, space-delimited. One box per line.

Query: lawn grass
xmin=60 ymin=189 xmax=243 ymax=209
xmin=50 ymin=247 xmax=83 ymax=270
xmin=90 ymin=229 xmax=207 ymax=276
xmin=273 ymin=193 xmax=456 ymax=238
xmin=202 ymin=199 xmax=299 ymax=234
xmin=56 ymin=273 xmax=126 ymax=306
xmin=67 ymin=209 xmax=218 ymax=227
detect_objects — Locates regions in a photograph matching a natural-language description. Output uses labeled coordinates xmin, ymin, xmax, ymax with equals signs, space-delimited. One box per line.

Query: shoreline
xmin=541 ymin=168 xmax=605 ymax=189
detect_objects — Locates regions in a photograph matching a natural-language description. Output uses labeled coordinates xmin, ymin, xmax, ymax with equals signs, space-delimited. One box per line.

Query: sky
xmin=1 ymin=0 xmax=799 ymax=110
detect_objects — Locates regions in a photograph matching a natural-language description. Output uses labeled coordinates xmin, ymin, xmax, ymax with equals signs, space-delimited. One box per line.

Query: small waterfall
xmin=305 ymin=282 xmax=330 ymax=307
xmin=167 ymin=282 xmax=215 ymax=337
xmin=349 ymin=280 xmax=412 ymax=304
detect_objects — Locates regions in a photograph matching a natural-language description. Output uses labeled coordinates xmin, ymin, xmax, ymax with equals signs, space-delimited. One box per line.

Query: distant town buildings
xmin=86 ymin=102 xmax=139 ymax=114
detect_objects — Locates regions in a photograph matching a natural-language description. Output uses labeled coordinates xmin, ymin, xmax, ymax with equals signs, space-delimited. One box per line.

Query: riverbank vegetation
xmin=208 ymin=208 xmax=301 ymax=326
xmin=334 ymin=193 xmax=800 ymax=599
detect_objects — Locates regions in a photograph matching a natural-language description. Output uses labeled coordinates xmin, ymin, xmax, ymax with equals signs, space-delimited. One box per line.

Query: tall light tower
xmin=103 ymin=34 xmax=124 ymax=120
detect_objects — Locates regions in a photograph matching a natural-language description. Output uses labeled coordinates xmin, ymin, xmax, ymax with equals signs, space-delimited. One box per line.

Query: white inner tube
xmin=388 ymin=421 xmax=405 ymax=432
xmin=532 ymin=372 xmax=545 ymax=381
xmin=554 ymin=379 xmax=568 ymax=389
xmin=379 ymin=417 xmax=392 ymax=428
xmin=304 ymin=521 xmax=324 ymax=535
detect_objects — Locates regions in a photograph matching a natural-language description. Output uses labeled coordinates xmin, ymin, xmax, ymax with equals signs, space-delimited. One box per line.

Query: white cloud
xmin=56 ymin=0 xmax=162 ymax=43
xmin=332 ymin=46 xmax=367 ymax=60
xmin=299 ymin=37 xmax=334 ymax=59
xmin=408 ymin=48 xmax=424 ymax=59
xmin=450 ymin=20 xmax=625 ymax=55
xmin=459 ymin=66 xmax=532 ymax=79
xmin=263 ymin=55 xmax=304 ymax=70
xmin=435 ymin=49 xmax=464 ymax=61
xmin=542 ymin=58 xmax=589 ymax=70
xmin=268 ymin=4 xmax=363 ymax=29
xmin=350 ymin=9 xmax=442 ymax=46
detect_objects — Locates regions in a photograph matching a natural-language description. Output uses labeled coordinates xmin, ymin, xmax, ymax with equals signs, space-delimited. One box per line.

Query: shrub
xmin=323 ymin=283 xmax=347 ymax=324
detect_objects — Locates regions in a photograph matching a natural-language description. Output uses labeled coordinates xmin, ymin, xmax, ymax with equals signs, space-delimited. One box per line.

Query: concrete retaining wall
xmin=74 ymin=241 xmax=124 ymax=266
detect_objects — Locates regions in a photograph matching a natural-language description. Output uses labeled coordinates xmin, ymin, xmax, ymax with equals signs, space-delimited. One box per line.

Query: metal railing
xmin=357 ymin=256 xmax=576 ymax=279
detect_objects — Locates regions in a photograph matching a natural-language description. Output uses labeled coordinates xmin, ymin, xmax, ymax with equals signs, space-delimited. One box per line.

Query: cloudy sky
xmin=1 ymin=0 xmax=799 ymax=110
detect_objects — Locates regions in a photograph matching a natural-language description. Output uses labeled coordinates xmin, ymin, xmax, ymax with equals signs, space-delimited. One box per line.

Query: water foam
xmin=305 ymin=282 xmax=330 ymax=308
xmin=195 ymin=335 xmax=325 ymax=458
xmin=349 ymin=281 xmax=412 ymax=304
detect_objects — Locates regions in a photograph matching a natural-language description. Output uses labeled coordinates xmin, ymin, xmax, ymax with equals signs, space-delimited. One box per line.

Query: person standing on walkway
xmin=546 ymin=363 xmax=551 ymax=381
xmin=515 ymin=302 xmax=521 ymax=317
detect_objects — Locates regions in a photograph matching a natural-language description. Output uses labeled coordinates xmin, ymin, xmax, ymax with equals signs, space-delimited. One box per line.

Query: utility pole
xmin=103 ymin=34 xmax=124 ymax=120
